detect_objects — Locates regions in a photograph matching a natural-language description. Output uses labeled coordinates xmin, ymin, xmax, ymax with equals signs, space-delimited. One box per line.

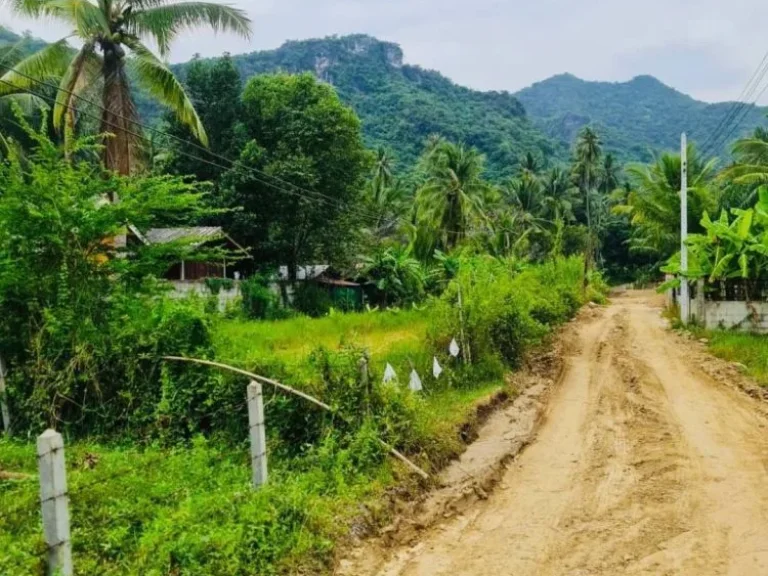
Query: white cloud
xmin=3 ymin=0 xmax=768 ymax=103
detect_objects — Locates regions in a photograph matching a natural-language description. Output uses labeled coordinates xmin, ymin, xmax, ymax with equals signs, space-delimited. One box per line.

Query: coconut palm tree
xmin=416 ymin=141 xmax=489 ymax=250
xmin=615 ymin=145 xmax=719 ymax=260
xmin=0 ymin=37 xmax=51 ymax=156
xmin=540 ymin=166 xmax=576 ymax=223
xmin=572 ymin=127 xmax=602 ymax=230
xmin=0 ymin=0 xmax=251 ymax=174
xmin=599 ymin=153 xmax=620 ymax=194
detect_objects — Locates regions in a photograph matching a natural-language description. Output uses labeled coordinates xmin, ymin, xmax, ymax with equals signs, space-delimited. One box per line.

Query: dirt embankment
xmin=340 ymin=292 xmax=768 ymax=576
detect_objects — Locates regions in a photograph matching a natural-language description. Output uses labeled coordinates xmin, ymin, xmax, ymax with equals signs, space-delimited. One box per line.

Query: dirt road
xmin=369 ymin=292 xmax=768 ymax=576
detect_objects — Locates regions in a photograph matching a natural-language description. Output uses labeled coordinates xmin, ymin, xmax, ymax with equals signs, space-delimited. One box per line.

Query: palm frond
xmin=125 ymin=38 xmax=207 ymax=145
xmin=0 ymin=39 xmax=72 ymax=96
xmin=47 ymin=0 xmax=111 ymax=37
xmin=126 ymin=2 xmax=251 ymax=57
xmin=52 ymin=42 xmax=102 ymax=132
xmin=0 ymin=0 xmax=54 ymax=17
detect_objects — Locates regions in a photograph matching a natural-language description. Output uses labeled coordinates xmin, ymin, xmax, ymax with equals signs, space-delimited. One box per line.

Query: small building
xmin=275 ymin=264 xmax=364 ymax=310
xmin=129 ymin=226 xmax=249 ymax=307
xmin=139 ymin=227 xmax=248 ymax=282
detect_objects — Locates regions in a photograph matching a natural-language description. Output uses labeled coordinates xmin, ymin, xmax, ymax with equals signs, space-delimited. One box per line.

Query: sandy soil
xmin=346 ymin=291 xmax=768 ymax=576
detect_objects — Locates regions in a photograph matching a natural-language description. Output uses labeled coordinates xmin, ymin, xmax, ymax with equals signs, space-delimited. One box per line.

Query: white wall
xmin=169 ymin=281 xmax=240 ymax=312
xmin=701 ymin=301 xmax=768 ymax=333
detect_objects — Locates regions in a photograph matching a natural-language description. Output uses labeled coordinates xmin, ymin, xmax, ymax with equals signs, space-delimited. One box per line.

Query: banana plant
xmin=661 ymin=187 xmax=768 ymax=296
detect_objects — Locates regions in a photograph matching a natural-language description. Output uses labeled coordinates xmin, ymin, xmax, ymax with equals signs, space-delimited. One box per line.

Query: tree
xmin=0 ymin=0 xmax=250 ymax=174
xmin=0 ymin=122 xmax=219 ymax=433
xmin=0 ymin=37 xmax=52 ymax=156
xmin=361 ymin=245 xmax=425 ymax=306
xmin=364 ymin=147 xmax=408 ymax=242
xmin=540 ymin=166 xmax=576 ymax=223
xmin=415 ymin=141 xmax=489 ymax=251
xmin=222 ymin=73 xmax=370 ymax=279
xmin=163 ymin=53 xmax=244 ymax=181
xmin=615 ymin=145 xmax=718 ymax=261
xmin=599 ymin=153 xmax=620 ymax=194
xmin=573 ymin=127 xmax=602 ymax=227
xmin=572 ymin=127 xmax=602 ymax=271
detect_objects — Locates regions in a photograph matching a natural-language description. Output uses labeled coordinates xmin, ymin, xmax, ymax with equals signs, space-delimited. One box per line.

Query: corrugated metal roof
xmin=145 ymin=227 xmax=223 ymax=245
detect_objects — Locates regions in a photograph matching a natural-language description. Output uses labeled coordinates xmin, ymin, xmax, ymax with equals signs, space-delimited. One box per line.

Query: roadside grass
xmin=0 ymin=385 xmax=502 ymax=575
xmin=694 ymin=330 xmax=768 ymax=387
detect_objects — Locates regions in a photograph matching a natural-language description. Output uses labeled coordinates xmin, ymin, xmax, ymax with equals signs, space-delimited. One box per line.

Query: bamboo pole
xmin=162 ymin=355 xmax=429 ymax=480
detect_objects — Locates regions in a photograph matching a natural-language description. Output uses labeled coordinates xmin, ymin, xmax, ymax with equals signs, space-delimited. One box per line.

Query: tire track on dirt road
xmin=356 ymin=292 xmax=768 ymax=576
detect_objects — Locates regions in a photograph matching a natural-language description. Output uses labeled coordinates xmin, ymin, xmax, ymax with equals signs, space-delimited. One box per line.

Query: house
xmin=128 ymin=226 xmax=249 ymax=306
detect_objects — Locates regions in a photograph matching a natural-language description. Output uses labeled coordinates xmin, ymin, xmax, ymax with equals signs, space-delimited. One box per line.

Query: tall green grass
xmin=698 ymin=331 xmax=768 ymax=387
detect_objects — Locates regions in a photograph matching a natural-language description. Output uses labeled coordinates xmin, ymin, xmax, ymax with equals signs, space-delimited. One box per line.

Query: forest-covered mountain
xmin=515 ymin=73 xmax=767 ymax=162
xmin=171 ymin=35 xmax=563 ymax=178
xmin=4 ymin=26 xmax=767 ymax=170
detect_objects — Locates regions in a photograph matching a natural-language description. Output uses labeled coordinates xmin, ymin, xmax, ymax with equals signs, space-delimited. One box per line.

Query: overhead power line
xmin=698 ymin=48 xmax=768 ymax=157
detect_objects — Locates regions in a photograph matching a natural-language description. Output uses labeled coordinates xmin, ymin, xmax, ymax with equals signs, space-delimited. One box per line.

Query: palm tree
xmin=0 ymin=37 xmax=51 ymax=156
xmin=599 ymin=153 xmax=620 ymax=194
xmin=519 ymin=151 xmax=540 ymax=175
xmin=361 ymin=245 xmax=426 ymax=306
xmin=370 ymin=146 xmax=395 ymax=204
xmin=572 ymin=127 xmax=602 ymax=273
xmin=0 ymin=0 xmax=251 ymax=174
xmin=540 ymin=166 xmax=576 ymax=223
xmin=615 ymin=145 xmax=718 ymax=260
xmin=416 ymin=141 xmax=489 ymax=250
xmin=573 ymin=127 xmax=602 ymax=229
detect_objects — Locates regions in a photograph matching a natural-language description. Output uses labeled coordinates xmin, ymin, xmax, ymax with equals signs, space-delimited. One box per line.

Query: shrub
xmin=240 ymin=275 xmax=280 ymax=319
xmin=0 ymin=129 xmax=223 ymax=440
xmin=204 ymin=277 xmax=235 ymax=295
xmin=293 ymin=282 xmax=333 ymax=317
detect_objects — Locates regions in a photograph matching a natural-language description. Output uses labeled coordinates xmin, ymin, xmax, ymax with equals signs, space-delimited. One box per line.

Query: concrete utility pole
xmin=680 ymin=133 xmax=690 ymax=324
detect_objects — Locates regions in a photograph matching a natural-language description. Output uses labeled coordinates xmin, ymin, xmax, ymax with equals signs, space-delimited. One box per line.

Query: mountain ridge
xmin=515 ymin=71 xmax=766 ymax=161
xmin=2 ymin=26 xmax=766 ymax=168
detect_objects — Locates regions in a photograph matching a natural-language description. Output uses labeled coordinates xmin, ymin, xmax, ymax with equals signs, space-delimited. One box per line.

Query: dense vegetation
xmin=517 ymin=73 xmax=766 ymax=163
xmin=162 ymin=35 xmax=563 ymax=180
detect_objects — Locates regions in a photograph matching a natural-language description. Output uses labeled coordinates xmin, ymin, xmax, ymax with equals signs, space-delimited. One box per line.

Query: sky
xmin=4 ymin=0 xmax=768 ymax=103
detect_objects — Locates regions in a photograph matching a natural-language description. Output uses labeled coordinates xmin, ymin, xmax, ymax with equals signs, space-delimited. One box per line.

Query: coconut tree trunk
xmin=101 ymin=43 xmax=140 ymax=179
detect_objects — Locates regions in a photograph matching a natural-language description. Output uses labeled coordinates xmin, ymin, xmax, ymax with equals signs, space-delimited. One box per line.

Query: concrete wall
xmin=700 ymin=300 xmax=768 ymax=333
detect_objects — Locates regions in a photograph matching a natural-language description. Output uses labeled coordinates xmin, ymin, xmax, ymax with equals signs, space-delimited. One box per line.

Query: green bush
xmin=240 ymin=275 xmax=280 ymax=319
xmin=293 ymin=282 xmax=333 ymax=317
xmin=204 ymin=277 xmax=235 ymax=295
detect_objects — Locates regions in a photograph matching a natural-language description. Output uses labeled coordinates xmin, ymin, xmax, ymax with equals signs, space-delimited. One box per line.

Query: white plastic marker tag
xmin=449 ymin=338 xmax=460 ymax=358
xmin=433 ymin=356 xmax=443 ymax=379
xmin=383 ymin=363 xmax=397 ymax=384
xmin=409 ymin=369 xmax=423 ymax=392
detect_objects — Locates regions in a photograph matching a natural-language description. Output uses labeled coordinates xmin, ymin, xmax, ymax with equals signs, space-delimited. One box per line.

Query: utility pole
xmin=680 ymin=133 xmax=690 ymax=324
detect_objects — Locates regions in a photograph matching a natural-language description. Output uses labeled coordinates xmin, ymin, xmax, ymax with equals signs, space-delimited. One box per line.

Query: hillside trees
xmin=221 ymin=73 xmax=370 ymax=279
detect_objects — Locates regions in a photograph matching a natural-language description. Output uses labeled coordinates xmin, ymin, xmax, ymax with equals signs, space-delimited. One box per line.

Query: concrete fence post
xmin=247 ymin=381 xmax=268 ymax=488
xmin=0 ymin=355 xmax=10 ymax=434
xmin=37 ymin=429 xmax=72 ymax=576
xmin=358 ymin=355 xmax=370 ymax=416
